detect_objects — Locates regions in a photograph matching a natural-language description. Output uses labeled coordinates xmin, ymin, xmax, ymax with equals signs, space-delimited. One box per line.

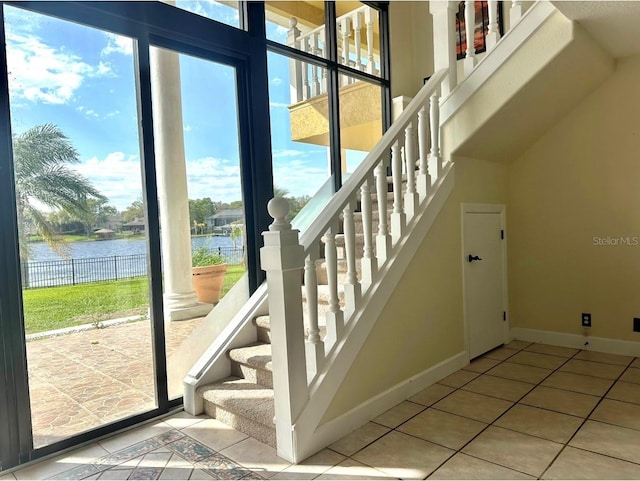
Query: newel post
xmin=429 ymin=1 xmax=457 ymax=96
xmin=260 ymin=198 xmax=308 ymax=462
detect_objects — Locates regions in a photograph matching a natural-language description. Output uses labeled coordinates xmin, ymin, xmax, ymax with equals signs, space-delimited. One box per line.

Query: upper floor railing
xmin=431 ymin=0 xmax=530 ymax=97
xmin=287 ymin=4 xmax=380 ymax=104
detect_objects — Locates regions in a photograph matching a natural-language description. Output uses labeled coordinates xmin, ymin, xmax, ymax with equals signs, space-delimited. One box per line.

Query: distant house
xmin=206 ymin=209 xmax=244 ymax=230
xmin=100 ymin=214 xmax=124 ymax=232
xmin=94 ymin=228 xmax=115 ymax=240
xmin=122 ymin=217 xmax=146 ymax=234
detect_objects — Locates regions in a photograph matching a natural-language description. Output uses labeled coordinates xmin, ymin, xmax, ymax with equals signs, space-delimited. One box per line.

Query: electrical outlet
xmin=582 ymin=313 xmax=592 ymax=328
xmin=634 ymin=318 xmax=640 ymax=333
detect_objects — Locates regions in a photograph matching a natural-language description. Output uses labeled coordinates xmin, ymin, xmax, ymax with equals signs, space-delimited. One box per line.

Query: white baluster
xmin=320 ymin=30 xmax=328 ymax=93
xmin=312 ymin=32 xmax=321 ymax=96
xmin=463 ymin=0 xmax=476 ymax=76
xmin=428 ymin=88 xmax=442 ymax=180
xmin=287 ymin=18 xmax=302 ymax=103
xmin=416 ymin=105 xmax=431 ymax=201
xmin=341 ymin=17 xmax=351 ymax=67
xmin=486 ymin=0 xmax=501 ymax=50
xmin=390 ymin=139 xmax=406 ymax=243
xmin=323 ymin=224 xmax=343 ymax=349
xmin=375 ymin=158 xmax=391 ymax=262
xmin=304 ymin=253 xmax=324 ymax=381
xmin=429 ymin=2 xmax=457 ymax=96
xmin=352 ymin=11 xmax=363 ymax=72
xmin=510 ymin=0 xmax=523 ymax=26
xmin=360 ymin=175 xmax=377 ymax=286
xmin=404 ymin=121 xmax=419 ymax=219
xmin=260 ymin=197 xmax=307 ymax=461
xmin=364 ymin=7 xmax=375 ymax=75
xmin=300 ymin=37 xmax=310 ymax=100
xmin=343 ymin=200 xmax=361 ymax=317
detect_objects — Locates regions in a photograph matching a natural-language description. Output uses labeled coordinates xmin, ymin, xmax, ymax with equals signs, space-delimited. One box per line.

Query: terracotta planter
xmin=192 ymin=264 xmax=228 ymax=304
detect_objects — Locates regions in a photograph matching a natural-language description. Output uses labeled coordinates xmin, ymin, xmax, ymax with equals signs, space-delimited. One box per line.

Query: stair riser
xmin=316 ymin=260 xmax=362 ymax=285
xmin=256 ymin=325 xmax=271 ymax=343
xmin=203 ymin=402 xmax=276 ymax=448
xmin=231 ymin=362 xmax=273 ymax=389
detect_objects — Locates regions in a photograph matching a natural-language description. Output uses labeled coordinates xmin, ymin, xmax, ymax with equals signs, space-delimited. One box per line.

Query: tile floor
xmin=3 ymin=340 xmax=640 ymax=480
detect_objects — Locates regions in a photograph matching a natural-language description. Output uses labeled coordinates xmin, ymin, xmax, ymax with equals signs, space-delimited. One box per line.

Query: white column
xmin=486 ymin=0 xmax=501 ymax=50
xmin=150 ymin=46 xmax=212 ymax=322
xmin=463 ymin=0 xmax=476 ymax=76
xmin=429 ymin=1 xmax=458 ymax=96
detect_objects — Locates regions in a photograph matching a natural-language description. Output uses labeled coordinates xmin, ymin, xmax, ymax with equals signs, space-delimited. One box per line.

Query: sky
xmin=5 ymin=1 xmax=345 ymax=212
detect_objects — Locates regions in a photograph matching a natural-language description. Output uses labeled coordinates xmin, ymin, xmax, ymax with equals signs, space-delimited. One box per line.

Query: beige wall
xmin=323 ymin=157 xmax=508 ymax=422
xmin=508 ymin=54 xmax=640 ymax=341
xmin=389 ymin=2 xmax=434 ymax=98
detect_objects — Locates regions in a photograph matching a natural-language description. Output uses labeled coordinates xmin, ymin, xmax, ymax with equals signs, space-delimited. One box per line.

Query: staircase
xmin=185 ymin=1 xmax=593 ymax=464
xmin=196 ymin=179 xmax=398 ymax=447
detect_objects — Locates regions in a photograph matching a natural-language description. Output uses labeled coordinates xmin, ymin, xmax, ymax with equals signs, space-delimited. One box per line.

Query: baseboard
xmin=511 ymin=327 xmax=640 ymax=357
xmin=298 ymin=350 xmax=468 ymax=461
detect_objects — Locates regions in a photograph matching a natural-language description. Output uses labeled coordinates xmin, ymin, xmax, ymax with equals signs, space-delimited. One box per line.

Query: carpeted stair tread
xmin=253 ymin=315 xmax=271 ymax=330
xmin=198 ymin=377 xmax=274 ymax=427
xmin=228 ymin=343 xmax=272 ymax=371
xmin=250 ymin=315 xmax=328 ymax=339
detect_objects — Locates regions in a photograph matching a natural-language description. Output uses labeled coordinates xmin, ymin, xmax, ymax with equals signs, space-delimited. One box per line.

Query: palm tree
xmin=13 ymin=124 xmax=105 ymax=256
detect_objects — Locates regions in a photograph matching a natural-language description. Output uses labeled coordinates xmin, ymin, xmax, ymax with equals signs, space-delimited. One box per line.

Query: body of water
xmin=24 ymin=236 xmax=244 ymax=288
xmin=28 ymin=235 xmax=241 ymax=261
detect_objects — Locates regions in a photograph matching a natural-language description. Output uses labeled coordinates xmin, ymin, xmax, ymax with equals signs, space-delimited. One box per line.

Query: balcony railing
xmin=287 ymin=5 xmax=380 ymax=104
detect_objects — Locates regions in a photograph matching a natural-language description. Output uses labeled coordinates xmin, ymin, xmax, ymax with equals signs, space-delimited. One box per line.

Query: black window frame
xmin=0 ymin=0 xmax=391 ymax=470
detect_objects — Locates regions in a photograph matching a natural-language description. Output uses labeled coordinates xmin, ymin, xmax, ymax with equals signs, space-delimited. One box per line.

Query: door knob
xmin=468 ymin=255 xmax=482 ymax=263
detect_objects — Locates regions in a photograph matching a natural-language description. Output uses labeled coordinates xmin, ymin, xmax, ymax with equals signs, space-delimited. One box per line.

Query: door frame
xmin=460 ymin=203 xmax=510 ymax=360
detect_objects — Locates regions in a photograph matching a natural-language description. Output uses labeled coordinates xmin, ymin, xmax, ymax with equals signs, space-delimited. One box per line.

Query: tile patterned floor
xmin=27 ymin=317 xmax=205 ymax=447
xmin=4 ymin=341 xmax=640 ymax=479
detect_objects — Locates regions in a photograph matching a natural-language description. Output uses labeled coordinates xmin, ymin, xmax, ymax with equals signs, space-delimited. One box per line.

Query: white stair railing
xmin=287 ymin=5 xmax=380 ymax=103
xmin=261 ymin=69 xmax=449 ymax=461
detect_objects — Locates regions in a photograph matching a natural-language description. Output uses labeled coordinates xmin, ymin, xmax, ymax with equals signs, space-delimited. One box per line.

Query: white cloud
xmin=76 ymin=105 xmax=99 ymax=119
xmin=185 ymin=156 xmax=243 ymax=203
xmin=273 ymin=149 xmax=306 ymax=158
xmin=273 ymin=159 xmax=328 ymax=198
xmin=73 ymin=152 xmax=143 ymax=210
xmin=6 ymin=32 xmax=112 ymax=105
xmin=269 ymin=101 xmax=290 ymax=109
xmin=184 ymin=125 xmax=192 ymax=132
xmin=271 ymin=77 xmax=283 ymax=86
xmin=101 ymin=33 xmax=133 ymax=57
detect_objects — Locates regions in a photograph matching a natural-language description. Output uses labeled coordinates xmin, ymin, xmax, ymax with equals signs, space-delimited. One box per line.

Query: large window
xmin=265 ymin=1 xmax=389 ymax=219
xmin=0 ymin=0 xmax=389 ymax=471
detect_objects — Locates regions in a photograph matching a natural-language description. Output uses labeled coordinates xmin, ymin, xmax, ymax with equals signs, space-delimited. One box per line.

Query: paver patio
xmin=26 ymin=317 xmax=205 ymax=448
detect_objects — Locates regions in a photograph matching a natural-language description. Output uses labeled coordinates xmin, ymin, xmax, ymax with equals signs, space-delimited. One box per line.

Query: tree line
xmin=15 ymin=124 xmax=311 ymax=246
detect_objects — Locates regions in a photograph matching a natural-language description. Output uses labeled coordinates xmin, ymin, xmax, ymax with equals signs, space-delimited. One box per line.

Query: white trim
xmin=300 ymin=351 xmax=468 ymax=462
xmin=183 ymin=282 xmax=269 ymax=414
xmin=511 ymin=327 xmax=640 ymax=357
xmin=441 ymin=1 xmax=556 ymax=122
xmin=290 ymin=164 xmax=456 ymax=462
xmin=461 ymin=203 xmax=509 ymax=359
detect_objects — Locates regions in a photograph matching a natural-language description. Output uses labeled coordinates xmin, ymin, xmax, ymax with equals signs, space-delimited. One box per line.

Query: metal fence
xmin=23 ymin=246 xmax=245 ymax=289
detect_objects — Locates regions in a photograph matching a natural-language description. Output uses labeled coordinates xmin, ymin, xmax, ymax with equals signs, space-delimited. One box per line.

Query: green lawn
xmin=22 ymin=265 xmax=246 ymax=334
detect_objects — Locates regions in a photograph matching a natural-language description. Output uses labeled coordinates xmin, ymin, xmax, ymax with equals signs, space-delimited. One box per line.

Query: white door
xmin=463 ymin=207 xmax=506 ymax=359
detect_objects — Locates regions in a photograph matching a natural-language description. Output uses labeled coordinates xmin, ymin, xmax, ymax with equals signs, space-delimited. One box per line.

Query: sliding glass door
xmin=0 ymin=0 xmax=271 ymax=469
